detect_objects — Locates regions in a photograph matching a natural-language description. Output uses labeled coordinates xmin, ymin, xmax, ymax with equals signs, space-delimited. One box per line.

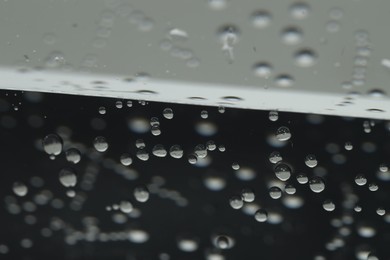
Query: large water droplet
xmin=42 ymin=134 xmax=63 ymax=156
xmin=59 ymin=168 xmax=77 ymax=187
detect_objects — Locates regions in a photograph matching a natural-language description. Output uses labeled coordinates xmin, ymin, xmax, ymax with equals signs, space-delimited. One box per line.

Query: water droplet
xmin=200 ymin=110 xmax=208 ymax=119
xmin=44 ymin=51 xmax=66 ymax=68
xmin=206 ymin=140 xmax=216 ymax=151
xmin=163 ymin=108 xmax=174 ymax=119
xmin=128 ymin=229 xmax=149 ymax=243
xmin=269 ymin=186 xmax=282 ymax=199
xmin=274 ymin=163 xmax=291 ymax=181
xmin=275 ymin=126 xmax=291 ymax=141
xmin=354 ymin=205 xmax=362 ymax=212
xmin=376 ymin=207 xmax=386 ymax=216
xmin=290 ymin=2 xmax=310 ymax=19
xmin=194 ymin=144 xmax=207 ymax=159
xmin=284 ymin=184 xmax=296 ymax=195
xmin=305 ymin=154 xmax=318 ymax=168
xmin=296 ymin=174 xmax=308 ymax=184
xmin=134 ymin=185 xmax=149 ymax=203
xmin=208 ymin=0 xmax=227 ymax=10
xmin=345 ymin=142 xmax=353 ymax=151
xmin=368 ymin=183 xmax=378 ymax=192
xmin=151 ymin=125 xmax=161 ymax=136
xmin=269 ymin=151 xmax=282 ymax=164
xmin=269 ymin=111 xmax=279 ymax=121
xmin=254 ymin=209 xmax=268 ymax=222
xmin=42 ymin=134 xmax=63 ymax=156
xmin=323 ymin=200 xmax=335 ymax=211
xmin=126 ymin=100 xmax=133 ymax=107
xmin=367 ymin=253 xmax=379 ymax=260
xmin=150 ymin=117 xmax=160 ymax=126
xmin=188 ymin=154 xmax=198 ymax=164
xmin=355 ymin=174 xmax=367 ymax=186
xmin=98 ymin=106 xmax=106 ymax=115
xmin=136 ymin=149 xmax=149 ymax=161
xmin=169 ymin=145 xmax=183 ymax=159
xmin=216 ymin=235 xmax=230 ymax=249
xmin=152 ymin=144 xmax=167 ymax=157
xmin=120 ymin=153 xmax=133 ymax=166
xmin=229 ymin=195 xmax=244 ymax=209
xmin=66 ymin=190 xmax=76 ymax=198
xmin=251 ymin=10 xmax=272 ymax=28
xmin=13 ymin=182 xmax=28 ymax=197
xmin=295 ymin=49 xmax=317 ymax=67
xmin=241 ymin=188 xmax=255 ymax=202
xmin=281 ymin=27 xmax=303 ymax=45
xmin=357 ymin=224 xmax=376 ymax=238
xmin=59 ymin=168 xmax=77 ymax=187
xmin=253 ymin=62 xmax=273 ymax=78
xmin=218 ymin=106 xmax=225 ymax=114
xmin=218 ymin=145 xmax=226 ymax=152
xmin=309 ymin=177 xmax=325 ymax=193
xmin=275 ymin=74 xmax=294 ymax=87
xmin=177 ymin=237 xmax=198 ymax=252
xmin=115 ymin=100 xmax=123 ymax=109
xmin=168 ymin=28 xmax=189 ymax=41
xmin=135 ymin=139 xmax=146 ymax=149
xmin=65 ymin=148 xmax=81 ymax=164
xmin=231 ymin=162 xmax=240 ymax=170
xmin=204 ymin=175 xmax=226 ymax=191
xmin=119 ymin=201 xmax=133 ymax=213
xmin=93 ymin=136 xmax=108 ymax=152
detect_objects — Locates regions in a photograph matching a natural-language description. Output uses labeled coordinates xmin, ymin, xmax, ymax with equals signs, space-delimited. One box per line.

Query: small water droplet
xmin=376 ymin=207 xmax=386 ymax=216
xmin=218 ymin=106 xmax=225 ymax=114
xmin=134 ymin=185 xmax=149 ymax=203
xmin=275 ymin=74 xmax=294 ymax=88
xmin=120 ymin=153 xmax=133 ymax=166
xmin=297 ymin=174 xmax=308 ymax=184
xmin=295 ymin=49 xmax=317 ymax=67
xmin=119 ymin=201 xmax=133 ymax=213
xmin=93 ymin=136 xmax=108 ymax=152
xmin=241 ymin=188 xmax=255 ymax=202
xmin=269 ymin=186 xmax=282 ymax=199
xmin=323 ymin=200 xmax=335 ymax=211
xmin=215 ymin=235 xmax=230 ymax=249
xmin=231 ymin=162 xmax=240 ymax=170
xmin=305 ymin=154 xmax=318 ymax=168
xmin=188 ymin=154 xmax=198 ymax=164
xmin=368 ymin=183 xmax=378 ymax=192
xmin=229 ymin=195 xmax=244 ymax=209
xmin=309 ymin=177 xmax=325 ymax=193
xmin=269 ymin=151 xmax=282 ymax=164
xmin=281 ymin=27 xmax=303 ymax=45
xmin=42 ymin=134 xmax=63 ymax=156
xmin=136 ymin=149 xmax=149 ymax=161
xmin=276 ymin=126 xmax=291 ymax=141
xmin=115 ymin=100 xmax=123 ymax=109
xmin=163 ymin=108 xmax=174 ymax=119
xmin=269 ymin=111 xmax=279 ymax=121
xmin=200 ymin=110 xmax=209 ymax=119
xmin=290 ymin=2 xmax=310 ymax=19
xmin=194 ymin=144 xmax=207 ymax=159
xmin=253 ymin=62 xmax=273 ymax=78
xmin=13 ymin=182 xmax=28 ymax=197
xmin=169 ymin=145 xmax=183 ymax=159
xmin=59 ymin=168 xmax=77 ymax=187
xmin=152 ymin=144 xmax=167 ymax=157
xmin=254 ymin=209 xmax=268 ymax=222
xmin=285 ymin=184 xmax=296 ymax=195
xmin=345 ymin=142 xmax=353 ymax=151
xmin=355 ymin=174 xmax=367 ymax=186
xmin=251 ymin=10 xmax=272 ymax=28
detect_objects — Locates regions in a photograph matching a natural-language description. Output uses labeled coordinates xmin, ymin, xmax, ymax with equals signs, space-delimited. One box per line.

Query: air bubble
xmin=254 ymin=209 xmax=268 ymax=222
xmin=13 ymin=182 xmax=28 ymax=197
xmin=169 ymin=145 xmax=183 ymax=159
xmin=65 ymin=148 xmax=81 ymax=164
xmin=163 ymin=108 xmax=174 ymax=119
xmin=323 ymin=200 xmax=335 ymax=211
xmin=309 ymin=177 xmax=325 ymax=193
xmin=93 ymin=136 xmax=108 ymax=152
xmin=59 ymin=168 xmax=77 ymax=187
xmin=134 ymin=185 xmax=149 ymax=203
xmin=42 ymin=134 xmax=63 ymax=156
xmin=276 ymin=126 xmax=291 ymax=141
xmin=269 ymin=186 xmax=282 ymax=199
xmin=305 ymin=154 xmax=318 ymax=168
xmin=229 ymin=195 xmax=244 ymax=209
